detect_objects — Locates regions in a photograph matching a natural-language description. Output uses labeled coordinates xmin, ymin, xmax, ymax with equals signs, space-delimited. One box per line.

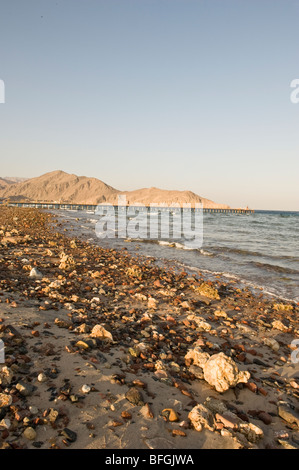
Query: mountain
xmin=116 ymin=187 xmax=229 ymax=208
xmin=0 ymin=170 xmax=120 ymax=205
xmin=0 ymin=170 xmax=230 ymax=208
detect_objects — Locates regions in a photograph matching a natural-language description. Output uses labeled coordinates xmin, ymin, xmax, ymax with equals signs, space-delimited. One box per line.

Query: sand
xmin=0 ymin=207 xmax=298 ymax=450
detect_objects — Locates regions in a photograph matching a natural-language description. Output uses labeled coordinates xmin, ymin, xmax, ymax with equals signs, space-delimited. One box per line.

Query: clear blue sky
xmin=0 ymin=0 xmax=299 ymax=210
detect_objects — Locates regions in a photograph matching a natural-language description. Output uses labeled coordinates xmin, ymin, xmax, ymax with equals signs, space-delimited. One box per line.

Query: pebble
xmin=263 ymin=337 xmax=280 ymax=352
xmin=37 ymin=373 xmax=47 ymax=383
xmin=0 ymin=418 xmax=11 ymax=430
xmin=81 ymin=384 xmax=91 ymax=394
xmin=172 ymin=429 xmax=187 ymax=437
xmin=125 ymin=387 xmax=144 ymax=406
xmin=16 ymin=381 xmax=36 ymax=397
xmin=23 ymin=427 xmax=37 ymax=440
xmin=29 ymin=406 xmax=39 ymax=415
xmin=29 ymin=267 xmax=43 ymax=279
xmin=90 ymin=324 xmax=113 ymax=341
xmin=239 ymin=422 xmax=264 ymax=443
xmin=121 ymin=411 xmax=132 ymax=420
xmin=60 ymin=428 xmax=77 ymax=443
xmin=0 ymin=393 xmax=12 ymax=407
xmin=278 ymin=402 xmax=299 ymax=427
xmin=258 ymin=411 xmax=272 ymax=425
xmin=161 ymin=408 xmax=179 ymax=422
xmin=48 ymin=408 xmax=59 ymax=423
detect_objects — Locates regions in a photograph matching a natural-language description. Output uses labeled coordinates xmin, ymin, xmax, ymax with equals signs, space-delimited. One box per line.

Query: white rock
xmin=81 ymin=384 xmax=91 ymax=394
xmin=188 ymin=404 xmax=215 ymax=432
xmin=29 ymin=267 xmax=43 ymax=279
xmin=263 ymin=337 xmax=280 ymax=351
xmin=185 ymin=348 xmax=210 ymax=368
xmin=272 ymin=320 xmax=289 ymax=332
xmin=202 ymin=352 xmax=250 ymax=393
xmin=90 ymin=324 xmax=113 ymax=341
xmin=37 ymin=373 xmax=47 ymax=382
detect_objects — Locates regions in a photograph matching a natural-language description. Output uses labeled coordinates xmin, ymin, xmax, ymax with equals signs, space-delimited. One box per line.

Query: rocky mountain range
xmin=0 ymin=170 xmax=230 ymax=208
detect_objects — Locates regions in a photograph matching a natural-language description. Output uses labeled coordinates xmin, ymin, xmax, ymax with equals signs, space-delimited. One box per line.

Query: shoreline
xmin=53 ymin=208 xmax=299 ymax=305
xmin=0 ymin=207 xmax=299 ymax=449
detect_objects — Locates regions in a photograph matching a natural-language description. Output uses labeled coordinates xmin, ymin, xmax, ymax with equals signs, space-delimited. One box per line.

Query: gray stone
xmin=189 ymin=365 xmax=204 ymax=379
xmin=204 ymin=396 xmax=228 ymax=415
xmin=16 ymin=381 xmax=36 ymax=397
xmin=125 ymin=387 xmax=144 ymax=406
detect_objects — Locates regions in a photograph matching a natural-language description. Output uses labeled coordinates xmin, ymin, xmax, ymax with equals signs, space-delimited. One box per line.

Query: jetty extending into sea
xmin=5 ymin=201 xmax=254 ymax=214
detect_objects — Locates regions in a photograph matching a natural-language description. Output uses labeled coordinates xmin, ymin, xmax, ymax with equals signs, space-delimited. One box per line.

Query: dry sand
xmin=0 ymin=207 xmax=298 ymax=450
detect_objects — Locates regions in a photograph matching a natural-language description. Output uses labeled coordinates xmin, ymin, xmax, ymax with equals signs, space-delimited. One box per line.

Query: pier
xmin=4 ymin=201 xmax=254 ymax=214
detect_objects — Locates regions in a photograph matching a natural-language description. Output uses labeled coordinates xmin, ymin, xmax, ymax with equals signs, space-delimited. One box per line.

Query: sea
xmin=54 ymin=208 xmax=299 ymax=304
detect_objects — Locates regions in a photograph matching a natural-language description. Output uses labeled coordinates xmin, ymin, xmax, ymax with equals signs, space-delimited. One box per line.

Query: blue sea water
xmin=56 ymin=209 xmax=299 ymax=303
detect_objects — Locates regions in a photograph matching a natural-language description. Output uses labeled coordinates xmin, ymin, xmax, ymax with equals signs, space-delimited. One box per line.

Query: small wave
xmin=174 ymin=242 xmax=194 ymax=250
xmin=157 ymin=240 xmax=195 ymax=250
xmin=130 ymin=239 xmax=214 ymax=253
xmin=252 ymin=261 xmax=299 ymax=275
xmin=199 ymin=249 xmax=214 ymax=256
xmin=158 ymin=240 xmax=176 ymax=247
xmin=210 ymin=246 xmax=299 ymax=263
xmin=211 ymin=246 xmax=264 ymax=257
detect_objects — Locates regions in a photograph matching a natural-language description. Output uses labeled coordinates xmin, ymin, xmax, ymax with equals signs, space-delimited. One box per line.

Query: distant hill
xmin=0 ymin=178 xmax=12 ymax=191
xmin=3 ymin=177 xmax=28 ymax=184
xmin=0 ymin=170 xmax=230 ymax=208
xmin=0 ymin=177 xmax=28 ymax=193
xmin=116 ymin=187 xmax=230 ymax=208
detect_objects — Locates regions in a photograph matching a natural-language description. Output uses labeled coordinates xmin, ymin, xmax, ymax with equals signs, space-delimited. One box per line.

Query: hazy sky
xmin=0 ymin=0 xmax=299 ymax=210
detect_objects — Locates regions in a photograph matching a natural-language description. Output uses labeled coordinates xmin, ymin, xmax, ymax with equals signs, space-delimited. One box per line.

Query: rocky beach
xmin=0 ymin=206 xmax=299 ymax=450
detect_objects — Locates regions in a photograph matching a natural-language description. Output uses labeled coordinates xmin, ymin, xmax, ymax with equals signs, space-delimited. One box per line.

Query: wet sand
xmin=0 ymin=207 xmax=299 ymax=449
